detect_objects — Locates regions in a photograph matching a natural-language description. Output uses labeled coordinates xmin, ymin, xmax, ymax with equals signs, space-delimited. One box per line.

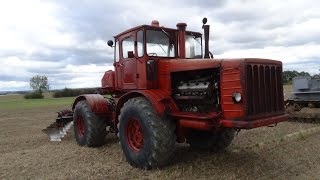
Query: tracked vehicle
xmin=285 ymin=76 xmax=320 ymax=121
xmin=43 ymin=18 xmax=288 ymax=169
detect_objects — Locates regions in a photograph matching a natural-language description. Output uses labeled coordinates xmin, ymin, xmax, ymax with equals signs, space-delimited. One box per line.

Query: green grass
xmin=0 ymin=94 xmax=75 ymax=109
xmin=298 ymin=132 xmax=306 ymax=140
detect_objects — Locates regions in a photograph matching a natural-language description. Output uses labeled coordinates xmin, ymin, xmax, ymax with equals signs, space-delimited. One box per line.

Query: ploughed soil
xmin=1 ymin=105 xmax=320 ymax=179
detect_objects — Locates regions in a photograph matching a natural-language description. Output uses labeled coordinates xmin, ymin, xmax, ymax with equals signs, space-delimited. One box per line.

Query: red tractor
xmin=44 ymin=18 xmax=288 ymax=169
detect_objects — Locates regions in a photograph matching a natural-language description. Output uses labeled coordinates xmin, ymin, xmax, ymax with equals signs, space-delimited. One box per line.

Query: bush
xmin=53 ymin=88 xmax=96 ymax=98
xmin=24 ymin=91 xmax=44 ymax=99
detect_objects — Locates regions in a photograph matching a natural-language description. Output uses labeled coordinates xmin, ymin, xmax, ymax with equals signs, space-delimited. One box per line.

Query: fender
xmin=115 ymin=90 xmax=178 ymax=123
xmin=72 ymin=94 xmax=109 ymax=114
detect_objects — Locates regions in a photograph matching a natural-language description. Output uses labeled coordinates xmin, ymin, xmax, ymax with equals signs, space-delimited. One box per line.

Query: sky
xmin=0 ymin=0 xmax=319 ymax=91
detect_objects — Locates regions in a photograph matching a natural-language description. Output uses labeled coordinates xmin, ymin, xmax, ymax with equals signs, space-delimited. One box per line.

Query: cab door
xmin=120 ymin=33 xmax=138 ymax=89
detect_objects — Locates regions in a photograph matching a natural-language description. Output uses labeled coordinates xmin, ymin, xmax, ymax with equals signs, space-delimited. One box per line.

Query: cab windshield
xmin=185 ymin=34 xmax=202 ymax=59
xmin=146 ymin=30 xmax=175 ymax=57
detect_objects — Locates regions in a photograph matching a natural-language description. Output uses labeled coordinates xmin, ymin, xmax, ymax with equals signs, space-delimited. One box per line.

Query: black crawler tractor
xmin=285 ymin=76 xmax=320 ymax=121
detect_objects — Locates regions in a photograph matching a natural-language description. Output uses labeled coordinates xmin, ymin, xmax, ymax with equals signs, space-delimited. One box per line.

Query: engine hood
xmin=158 ymin=58 xmax=282 ymax=73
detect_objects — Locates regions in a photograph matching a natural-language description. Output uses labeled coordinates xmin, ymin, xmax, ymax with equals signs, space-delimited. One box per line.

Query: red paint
xmin=177 ymin=23 xmax=187 ymax=58
xmin=72 ymin=94 xmax=110 ymax=114
xmin=220 ymin=66 xmax=244 ymax=118
xmin=179 ymin=119 xmax=212 ymax=131
xmin=220 ymin=114 xmax=288 ymax=129
xmin=101 ymin=70 xmax=115 ymax=93
xmin=117 ymin=31 xmax=138 ymax=89
xmin=170 ymin=112 xmax=220 ymax=120
xmin=126 ymin=117 xmax=143 ymax=152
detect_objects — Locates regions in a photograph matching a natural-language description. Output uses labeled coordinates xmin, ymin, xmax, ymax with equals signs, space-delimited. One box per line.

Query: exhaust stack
xmin=202 ymin=18 xmax=210 ymax=59
xmin=177 ymin=22 xmax=187 ymax=59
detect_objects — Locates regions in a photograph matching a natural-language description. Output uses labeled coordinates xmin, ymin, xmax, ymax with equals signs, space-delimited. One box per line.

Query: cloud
xmin=0 ymin=81 xmax=29 ymax=91
xmin=0 ymin=0 xmax=320 ymax=91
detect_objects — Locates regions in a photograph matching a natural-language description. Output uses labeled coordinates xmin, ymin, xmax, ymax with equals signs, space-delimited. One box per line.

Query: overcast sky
xmin=0 ymin=0 xmax=319 ymax=91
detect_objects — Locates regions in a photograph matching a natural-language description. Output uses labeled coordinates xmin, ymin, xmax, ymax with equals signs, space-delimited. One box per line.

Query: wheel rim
xmin=76 ymin=115 xmax=85 ymax=137
xmin=126 ymin=117 xmax=144 ymax=152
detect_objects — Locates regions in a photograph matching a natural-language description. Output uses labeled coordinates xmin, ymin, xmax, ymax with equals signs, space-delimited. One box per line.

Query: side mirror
xmin=127 ymin=51 xmax=134 ymax=58
xmin=107 ymin=40 xmax=113 ymax=47
xmin=202 ymin=17 xmax=207 ymax=25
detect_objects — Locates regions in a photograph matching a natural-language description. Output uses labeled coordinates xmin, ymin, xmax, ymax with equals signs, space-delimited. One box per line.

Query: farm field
xmin=1 ymin=88 xmax=320 ymax=179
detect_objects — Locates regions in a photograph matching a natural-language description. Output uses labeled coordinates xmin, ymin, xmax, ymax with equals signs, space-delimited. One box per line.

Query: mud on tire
xmin=187 ymin=129 xmax=235 ymax=152
xmin=73 ymin=100 xmax=107 ymax=147
xmin=118 ymin=97 xmax=176 ymax=169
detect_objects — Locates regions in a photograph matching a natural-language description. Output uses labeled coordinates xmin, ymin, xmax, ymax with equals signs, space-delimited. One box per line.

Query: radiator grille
xmin=246 ymin=64 xmax=284 ymax=115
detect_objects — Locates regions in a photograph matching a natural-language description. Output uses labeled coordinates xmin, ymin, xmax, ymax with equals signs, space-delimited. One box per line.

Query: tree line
xmin=24 ymin=75 xmax=96 ymax=99
xmin=283 ymin=70 xmax=320 ymax=84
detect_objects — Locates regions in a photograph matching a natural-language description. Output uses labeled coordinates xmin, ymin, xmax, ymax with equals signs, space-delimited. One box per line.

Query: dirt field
xmin=1 ymin=90 xmax=320 ymax=179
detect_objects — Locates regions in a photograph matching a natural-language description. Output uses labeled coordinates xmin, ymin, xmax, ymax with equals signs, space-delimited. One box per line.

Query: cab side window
xmin=122 ymin=36 xmax=134 ymax=58
xmin=137 ymin=30 xmax=144 ymax=57
xmin=115 ymin=40 xmax=119 ymax=62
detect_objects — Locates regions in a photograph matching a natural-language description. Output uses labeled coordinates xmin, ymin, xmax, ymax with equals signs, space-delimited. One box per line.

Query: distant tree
xmin=24 ymin=75 xmax=50 ymax=99
xmin=311 ymin=69 xmax=320 ymax=79
xmin=283 ymin=70 xmax=298 ymax=84
xmin=283 ymin=70 xmax=311 ymax=84
xmin=30 ymin=75 xmax=50 ymax=93
xmin=299 ymin=71 xmax=311 ymax=77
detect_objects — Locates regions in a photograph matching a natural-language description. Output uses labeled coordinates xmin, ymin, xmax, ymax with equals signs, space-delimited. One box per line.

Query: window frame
xmin=121 ymin=35 xmax=135 ymax=59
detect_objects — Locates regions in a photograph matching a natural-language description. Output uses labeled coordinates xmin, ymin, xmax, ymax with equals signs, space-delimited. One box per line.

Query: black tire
xmin=187 ymin=129 xmax=235 ymax=152
xmin=73 ymin=100 xmax=107 ymax=147
xmin=118 ymin=97 xmax=176 ymax=169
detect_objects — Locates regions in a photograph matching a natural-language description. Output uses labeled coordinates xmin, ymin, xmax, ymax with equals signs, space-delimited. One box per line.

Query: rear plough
xmin=42 ymin=109 xmax=74 ymax=141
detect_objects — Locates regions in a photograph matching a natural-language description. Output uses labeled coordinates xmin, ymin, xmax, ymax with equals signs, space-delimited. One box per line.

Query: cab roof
xmin=114 ymin=24 xmax=202 ymax=38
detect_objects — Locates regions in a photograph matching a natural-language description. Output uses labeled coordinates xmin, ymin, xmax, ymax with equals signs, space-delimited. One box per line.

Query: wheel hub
xmin=126 ymin=118 xmax=144 ymax=152
xmin=76 ymin=115 xmax=85 ymax=137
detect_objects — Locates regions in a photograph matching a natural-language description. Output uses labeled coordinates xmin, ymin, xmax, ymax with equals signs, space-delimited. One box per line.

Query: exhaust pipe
xmin=202 ymin=18 xmax=210 ymax=59
xmin=177 ymin=22 xmax=187 ymax=59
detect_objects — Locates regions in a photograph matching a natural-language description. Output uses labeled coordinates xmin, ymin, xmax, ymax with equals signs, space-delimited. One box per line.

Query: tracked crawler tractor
xmin=285 ymin=76 xmax=320 ymax=122
xmin=43 ymin=18 xmax=288 ymax=169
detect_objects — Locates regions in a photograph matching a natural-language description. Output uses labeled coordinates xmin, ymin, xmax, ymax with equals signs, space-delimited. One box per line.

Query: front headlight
xmin=232 ymin=92 xmax=242 ymax=103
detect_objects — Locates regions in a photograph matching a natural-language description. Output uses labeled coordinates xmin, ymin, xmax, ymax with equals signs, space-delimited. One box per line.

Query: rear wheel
xmin=73 ymin=100 xmax=107 ymax=147
xmin=118 ymin=97 xmax=176 ymax=169
xmin=187 ymin=129 xmax=235 ymax=152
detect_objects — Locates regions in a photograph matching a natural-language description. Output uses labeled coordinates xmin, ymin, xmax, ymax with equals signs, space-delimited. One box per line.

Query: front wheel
xmin=187 ymin=129 xmax=235 ymax=152
xmin=118 ymin=97 xmax=176 ymax=169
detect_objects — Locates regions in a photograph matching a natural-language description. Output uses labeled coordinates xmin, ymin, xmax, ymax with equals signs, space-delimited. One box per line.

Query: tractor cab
xmin=106 ymin=20 xmax=205 ymax=91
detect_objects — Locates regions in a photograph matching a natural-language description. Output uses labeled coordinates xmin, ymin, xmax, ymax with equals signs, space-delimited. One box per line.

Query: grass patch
xmin=0 ymin=97 xmax=75 ymax=109
xmin=0 ymin=93 xmax=110 ymax=109
xmin=298 ymin=132 xmax=306 ymax=140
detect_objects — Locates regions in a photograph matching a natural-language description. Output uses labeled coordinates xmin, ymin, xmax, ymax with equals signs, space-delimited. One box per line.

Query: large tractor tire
xmin=73 ymin=100 xmax=107 ymax=147
xmin=187 ymin=129 xmax=235 ymax=152
xmin=118 ymin=97 xmax=176 ymax=169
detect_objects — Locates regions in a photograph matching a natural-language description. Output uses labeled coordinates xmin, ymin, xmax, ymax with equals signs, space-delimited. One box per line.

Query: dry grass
xmin=283 ymin=84 xmax=292 ymax=100
xmin=1 ymin=106 xmax=319 ymax=179
xmin=1 ymin=88 xmax=320 ymax=179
